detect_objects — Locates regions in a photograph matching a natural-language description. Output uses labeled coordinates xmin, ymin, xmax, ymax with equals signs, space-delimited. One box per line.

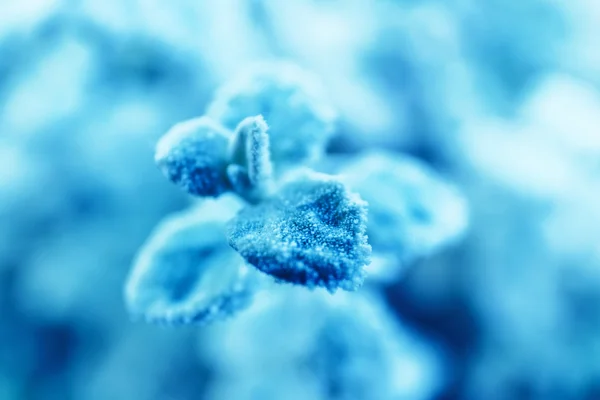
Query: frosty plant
xmin=125 ymin=63 xmax=372 ymax=325
xmin=124 ymin=62 xmax=468 ymax=326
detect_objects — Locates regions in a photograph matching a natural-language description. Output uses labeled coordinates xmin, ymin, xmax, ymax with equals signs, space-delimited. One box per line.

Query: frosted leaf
xmin=207 ymin=62 xmax=336 ymax=171
xmin=124 ymin=196 xmax=258 ymax=325
xmin=341 ymin=151 xmax=468 ymax=264
xmin=227 ymin=171 xmax=371 ymax=292
xmin=155 ymin=116 xmax=231 ymax=197
xmin=227 ymin=115 xmax=274 ymax=202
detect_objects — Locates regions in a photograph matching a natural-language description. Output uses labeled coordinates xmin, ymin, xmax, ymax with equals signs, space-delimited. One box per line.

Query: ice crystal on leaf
xmin=227 ymin=171 xmax=371 ymax=292
xmin=155 ymin=116 xmax=231 ymax=197
xmin=227 ymin=115 xmax=274 ymax=203
xmin=125 ymin=196 xmax=258 ymax=325
xmin=207 ymin=62 xmax=336 ymax=172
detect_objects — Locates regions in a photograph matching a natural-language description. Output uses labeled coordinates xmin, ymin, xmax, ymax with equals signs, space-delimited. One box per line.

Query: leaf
xmin=155 ymin=116 xmax=231 ymax=197
xmin=207 ymin=62 xmax=336 ymax=172
xmin=227 ymin=171 xmax=371 ymax=292
xmin=124 ymin=196 xmax=258 ymax=325
xmin=341 ymin=151 xmax=468 ymax=263
xmin=227 ymin=115 xmax=274 ymax=202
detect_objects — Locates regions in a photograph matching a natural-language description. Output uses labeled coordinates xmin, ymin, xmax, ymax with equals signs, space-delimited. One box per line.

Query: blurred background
xmin=1 ymin=0 xmax=600 ymax=399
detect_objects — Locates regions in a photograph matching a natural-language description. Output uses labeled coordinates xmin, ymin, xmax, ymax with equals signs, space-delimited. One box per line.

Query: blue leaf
xmin=341 ymin=151 xmax=468 ymax=264
xmin=155 ymin=116 xmax=232 ymax=197
xmin=124 ymin=196 xmax=258 ymax=325
xmin=227 ymin=171 xmax=371 ymax=292
xmin=227 ymin=115 xmax=274 ymax=202
xmin=207 ymin=62 xmax=336 ymax=172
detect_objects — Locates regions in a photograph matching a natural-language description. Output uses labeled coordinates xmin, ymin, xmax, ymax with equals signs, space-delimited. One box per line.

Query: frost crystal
xmin=227 ymin=172 xmax=371 ymax=292
xmin=155 ymin=116 xmax=231 ymax=197
xmin=227 ymin=115 xmax=274 ymax=202
xmin=124 ymin=196 xmax=258 ymax=325
xmin=341 ymin=151 xmax=468 ymax=263
xmin=207 ymin=62 xmax=337 ymax=171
